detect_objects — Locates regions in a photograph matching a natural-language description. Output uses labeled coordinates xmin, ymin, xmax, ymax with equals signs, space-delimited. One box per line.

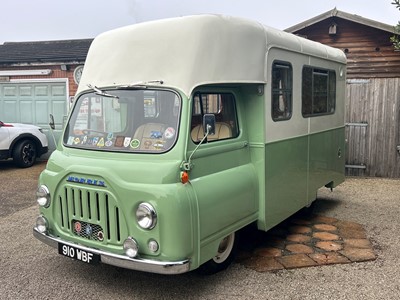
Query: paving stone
xmin=242 ymin=256 xmax=284 ymax=272
xmin=286 ymin=234 xmax=311 ymax=243
xmin=313 ymin=224 xmax=337 ymax=232
xmin=340 ymin=248 xmax=377 ymax=262
xmin=277 ymin=254 xmax=318 ymax=269
xmin=315 ymin=241 xmax=343 ymax=251
xmin=336 ymin=221 xmax=366 ymax=239
xmin=338 ymin=226 xmax=367 ymax=239
xmin=313 ymin=231 xmax=340 ymax=241
xmin=286 ymin=244 xmax=314 ymax=254
xmin=309 ymin=252 xmax=350 ymax=265
xmin=337 ymin=220 xmax=365 ymax=231
xmin=289 ymin=225 xmax=312 ymax=234
xmin=310 ymin=215 xmax=338 ymax=224
xmin=343 ymin=239 xmax=372 ymax=249
xmin=254 ymin=247 xmax=282 ymax=257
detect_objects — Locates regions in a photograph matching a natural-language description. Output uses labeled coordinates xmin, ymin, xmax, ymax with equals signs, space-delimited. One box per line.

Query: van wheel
xmin=13 ymin=140 xmax=37 ymax=168
xmin=198 ymin=232 xmax=237 ymax=275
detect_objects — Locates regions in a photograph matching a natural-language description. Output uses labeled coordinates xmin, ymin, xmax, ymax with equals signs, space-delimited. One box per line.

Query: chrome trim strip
xmin=33 ymin=227 xmax=190 ymax=275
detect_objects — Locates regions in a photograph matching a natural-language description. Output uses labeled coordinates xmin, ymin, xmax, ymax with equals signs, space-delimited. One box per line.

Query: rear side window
xmin=191 ymin=92 xmax=239 ymax=143
xmin=272 ymin=61 xmax=292 ymax=121
xmin=302 ymin=66 xmax=336 ymax=117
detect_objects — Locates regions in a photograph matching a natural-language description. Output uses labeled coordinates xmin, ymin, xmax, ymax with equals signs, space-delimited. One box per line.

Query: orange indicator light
xmin=181 ymin=171 xmax=189 ymax=184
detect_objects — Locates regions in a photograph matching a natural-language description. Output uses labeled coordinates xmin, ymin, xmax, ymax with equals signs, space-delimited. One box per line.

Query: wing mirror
xmin=49 ymin=114 xmax=55 ymax=130
xmin=203 ymin=114 xmax=215 ymax=135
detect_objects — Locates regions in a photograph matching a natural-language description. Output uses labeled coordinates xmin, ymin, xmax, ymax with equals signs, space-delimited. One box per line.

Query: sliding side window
xmin=272 ymin=61 xmax=293 ymax=121
xmin=302 ymin=67 xmax=336 ymax=117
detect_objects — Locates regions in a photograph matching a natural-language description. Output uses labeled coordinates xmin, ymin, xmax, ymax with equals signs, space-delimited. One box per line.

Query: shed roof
xmin=285 ymin=8 xmax=395 ymax=34
xmin=0 ymin=39 xmax=93 ymax=65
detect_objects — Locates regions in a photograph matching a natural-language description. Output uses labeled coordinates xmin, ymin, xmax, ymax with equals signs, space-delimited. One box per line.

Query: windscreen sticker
xmin=150 ymin=131 xmax=163 ymax=139
xmin=92 ymin=137 xmax=99 ymax=146
xmin=67 ymin=136 xmax=74 ymax=145
xmin=97 ymin=137 xmax=105 ymax=147
xmin=115 ymin=136 xmax=124 ymax=147
xmin=106 ymin=133 xmax=113 ymax=147
xmin=144 ymin=140 xmax=152 ymax=149
xmin=123 ymin=137 xmax=131 ymax=147
xmin=74 ymin=137 xmax=81 ymax=145
xmin=164 ymin=127 xmax=175 ymax=139
xmin=154 ymin=141 xmax=165 ymax=150
xmin=130 ymin=139 xmax=140 ymax=149
xmin=81 ymin=136 xmax=88 ymax=144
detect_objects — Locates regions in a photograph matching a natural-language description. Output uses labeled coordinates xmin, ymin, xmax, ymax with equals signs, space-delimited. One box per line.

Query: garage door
xmin=0 ymin=81 xmax=67 ymax=156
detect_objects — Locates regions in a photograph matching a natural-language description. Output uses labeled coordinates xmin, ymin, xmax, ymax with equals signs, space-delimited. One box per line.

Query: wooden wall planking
xmin=345 ymin=78 xmax=400 ymax=177
xmin=293 ymin=18 xmax=400 ymax=79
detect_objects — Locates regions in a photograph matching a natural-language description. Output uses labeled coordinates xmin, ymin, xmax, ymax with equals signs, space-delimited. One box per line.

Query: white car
xmin=0 ymin=121 xmax=48 ymax=168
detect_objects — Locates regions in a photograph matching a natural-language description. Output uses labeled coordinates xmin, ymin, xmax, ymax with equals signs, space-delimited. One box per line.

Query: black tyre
xmin=197 ymin=232 xmax=237 ymax=275
xmin=12 ymin=140 xmax=37 ymax=168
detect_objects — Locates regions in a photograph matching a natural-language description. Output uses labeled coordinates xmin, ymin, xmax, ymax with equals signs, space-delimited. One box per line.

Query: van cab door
xmin=187 ymin=91 xmax=258 ymax=247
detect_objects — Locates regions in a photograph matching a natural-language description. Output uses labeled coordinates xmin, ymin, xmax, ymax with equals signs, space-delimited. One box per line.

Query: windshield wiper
xmin=87 ymin=84 xmax=119 ymax=99
xmin=123 ymin=80 xmax=164 ymax=88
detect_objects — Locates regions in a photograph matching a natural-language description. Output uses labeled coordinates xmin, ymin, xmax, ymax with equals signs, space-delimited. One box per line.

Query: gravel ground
xmin=0 ymin=161 xmax=399 ymax=299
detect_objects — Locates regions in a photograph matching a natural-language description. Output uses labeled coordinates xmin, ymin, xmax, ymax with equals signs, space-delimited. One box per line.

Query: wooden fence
xmin=345 ymin=78 xmax=400 ymax=177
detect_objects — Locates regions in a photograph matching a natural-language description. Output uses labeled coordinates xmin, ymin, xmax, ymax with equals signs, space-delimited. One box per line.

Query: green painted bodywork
xmin=261 ymin=127 xmax=345 ymax=230
xmin=37 ymin=83 xmax=345 ymax=271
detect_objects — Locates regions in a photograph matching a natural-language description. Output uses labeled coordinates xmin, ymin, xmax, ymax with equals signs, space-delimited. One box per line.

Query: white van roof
xmin=77 ymin=15 xmax=346 ymax=96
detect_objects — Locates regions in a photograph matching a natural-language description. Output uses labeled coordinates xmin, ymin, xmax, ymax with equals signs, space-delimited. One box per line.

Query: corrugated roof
xmin=285 ymin=8 xmax=395 ymax=34
xmin=0 ymin=39 xmax=93 ymax=64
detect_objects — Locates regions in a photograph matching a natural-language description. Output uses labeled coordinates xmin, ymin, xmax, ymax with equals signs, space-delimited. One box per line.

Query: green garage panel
xmin=0 ymin=81 xmax=68 ymax=155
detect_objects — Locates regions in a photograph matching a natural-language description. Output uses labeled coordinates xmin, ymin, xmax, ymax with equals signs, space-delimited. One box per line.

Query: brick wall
xmin=0 ymin=64 xmax=82 ymax=96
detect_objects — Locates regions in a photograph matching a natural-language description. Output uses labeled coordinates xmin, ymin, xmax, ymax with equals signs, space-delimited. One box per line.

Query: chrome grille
xmin=58 ymin=186 xmax=122 ymax=242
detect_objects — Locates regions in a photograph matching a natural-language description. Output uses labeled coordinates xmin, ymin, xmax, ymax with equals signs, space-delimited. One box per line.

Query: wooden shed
xmin=286 ymin=8 xmax=400 ymax=178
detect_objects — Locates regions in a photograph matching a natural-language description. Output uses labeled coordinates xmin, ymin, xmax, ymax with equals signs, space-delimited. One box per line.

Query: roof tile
xmin=0 ymin=39 xmax=93 ymax=64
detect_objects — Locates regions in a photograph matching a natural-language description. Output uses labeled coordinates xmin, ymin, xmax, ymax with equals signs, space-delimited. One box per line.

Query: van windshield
xmin=64 ymin=89 xmax=181 ymax=153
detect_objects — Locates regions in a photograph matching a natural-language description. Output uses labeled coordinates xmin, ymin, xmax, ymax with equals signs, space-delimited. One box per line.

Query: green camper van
xmin=33 ymin=15 xmax=346 ymax=274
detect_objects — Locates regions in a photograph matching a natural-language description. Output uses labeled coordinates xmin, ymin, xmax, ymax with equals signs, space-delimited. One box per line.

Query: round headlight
xmin=136 ymin=203 xmax=157 ymax=229
xmin=123 ymin=237 xmax=139 ymax=258
xmin=36 ymin=185 xmax=51 ymax=208
xmin=36 ymin=215 xmax=48 ymax=233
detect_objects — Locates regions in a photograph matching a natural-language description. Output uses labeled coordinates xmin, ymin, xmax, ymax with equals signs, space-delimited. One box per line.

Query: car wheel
xmin=198 ymin=232 xmax=237 ymax=275
xmin=13 ymin=140 xmax=37 ymax=168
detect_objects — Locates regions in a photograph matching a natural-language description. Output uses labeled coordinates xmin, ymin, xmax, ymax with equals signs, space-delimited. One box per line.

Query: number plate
xmin=58 ymin=243 xmax=100 ymax=264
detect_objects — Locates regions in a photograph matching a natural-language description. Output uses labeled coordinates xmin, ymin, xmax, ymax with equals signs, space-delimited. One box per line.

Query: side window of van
xmin=191 ymin=93 xmax=239 ymax=143
xmin=272 ymin=61 xmax=293 ymax=121
xmin=302 ymin=67 xmax=336 ymax=117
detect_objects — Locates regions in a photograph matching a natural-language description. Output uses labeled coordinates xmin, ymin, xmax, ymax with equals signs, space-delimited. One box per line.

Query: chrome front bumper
xmin=33 ymin=227 xmax=190 ymax=275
